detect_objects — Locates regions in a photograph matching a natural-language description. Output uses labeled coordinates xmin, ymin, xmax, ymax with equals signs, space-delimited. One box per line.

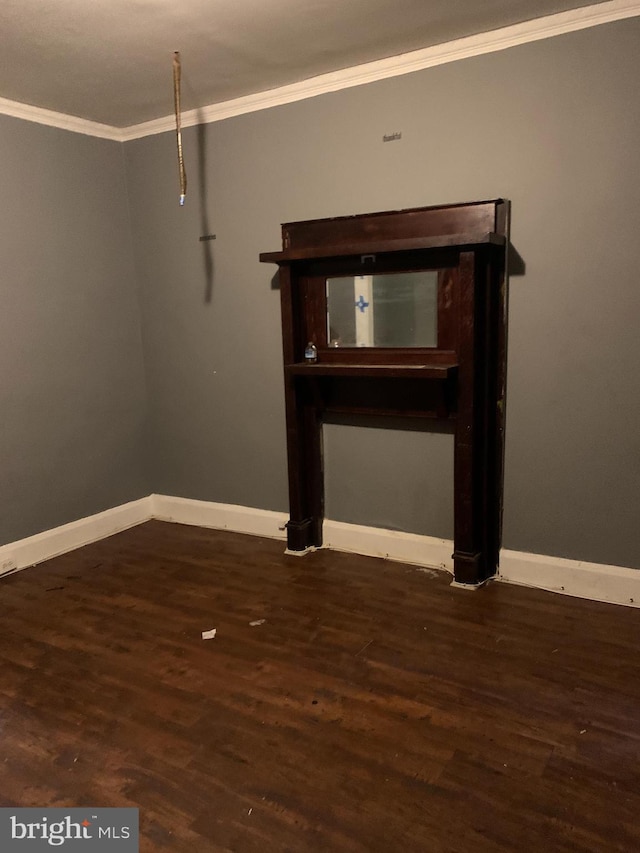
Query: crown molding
xmin=121 ymin=0 xmax=640 ymax=140
xmin=1 ymin=0 xmax=639 ymax=142
xmin=0 ymin=96 xmax=125 ymax=141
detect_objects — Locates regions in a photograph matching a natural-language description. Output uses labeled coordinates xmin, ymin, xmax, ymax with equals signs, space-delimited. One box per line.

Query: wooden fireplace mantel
xmin=260 ymin=199 xmax=509 ymax=586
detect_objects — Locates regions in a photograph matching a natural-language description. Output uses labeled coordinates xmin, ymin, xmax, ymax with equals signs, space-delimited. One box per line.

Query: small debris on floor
xmin=248 ymin=808 xmax=252 ymax=816
xmin=46 ymin=586 xmax=65 ymax=592
xmin=249 ymin=619 xmax=266 ymax=627
xmin=415 ymin=567 xmax=440 ymax=578
xmin=201 ymin=628 xmax=217 ymax=640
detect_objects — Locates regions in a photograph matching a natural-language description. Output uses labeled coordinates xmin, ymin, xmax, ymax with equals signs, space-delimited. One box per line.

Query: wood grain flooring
xmin=0 ymin=520 xmax=639 ymax=851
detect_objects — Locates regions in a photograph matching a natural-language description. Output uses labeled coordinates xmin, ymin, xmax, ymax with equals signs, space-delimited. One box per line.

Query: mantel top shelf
xmin=286 ymin=362 xmax=458 ymax=380
xmin=260 ymin=199 xmax=509 ymax=264
xmin=260 ymin=232 xmax=505 ymax=264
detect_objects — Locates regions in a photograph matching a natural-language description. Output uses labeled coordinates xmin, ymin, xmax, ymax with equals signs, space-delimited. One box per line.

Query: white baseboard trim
xmin=150 ymin=494 xmax=288 ymax=541
xmin=0 ymin=497 xmax=153 ymax=576
xmin=2 ymin=495 xmax=639 ymax=608
xmin=323 ymin=519 xmax=454 ymax=575
xmin=498 ymin=549 xmax=640 ymax=609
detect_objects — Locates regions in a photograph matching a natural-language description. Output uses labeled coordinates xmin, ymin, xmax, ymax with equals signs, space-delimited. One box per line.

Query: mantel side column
xmin=453 ymin=251 xmax=492 ymax=585
xmin=279 ymin=264 xmax=323 ymax=551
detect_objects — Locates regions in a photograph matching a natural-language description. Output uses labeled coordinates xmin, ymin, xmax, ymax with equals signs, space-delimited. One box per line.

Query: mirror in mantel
xmin=326 ymin=270 xmax=438 ymax=348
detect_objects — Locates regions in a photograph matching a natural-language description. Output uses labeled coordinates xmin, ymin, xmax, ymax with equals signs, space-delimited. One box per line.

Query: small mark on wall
xmin=199 ymin=234 xmax=216 ymax=242
xmin=383 ymin=132 xmax=402 ymax=142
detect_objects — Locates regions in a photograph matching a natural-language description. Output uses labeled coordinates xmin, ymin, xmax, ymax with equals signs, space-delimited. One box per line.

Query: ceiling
xmin=0 ymin=0 xmax=617 ymax=129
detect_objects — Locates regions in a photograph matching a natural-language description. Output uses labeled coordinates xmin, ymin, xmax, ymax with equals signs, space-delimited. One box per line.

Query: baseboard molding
xmin=498 ymin=549 xmax=640 ymax=609
xmin=150 ymin=494 xmax=288 ymax=541
xmin=0 ymin=497 xmax=153 ymax=576
xmin=2 ymin=495 xmax=639 ymax=609
xmin=150 ymin=497 xmax=455 ymax=573
xmin=323 ymin=519 xmax=454 ymax=574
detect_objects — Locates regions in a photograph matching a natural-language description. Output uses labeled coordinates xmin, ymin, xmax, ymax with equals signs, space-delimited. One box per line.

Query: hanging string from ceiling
xmin=173 ymin=51 xmax=187 ymax=206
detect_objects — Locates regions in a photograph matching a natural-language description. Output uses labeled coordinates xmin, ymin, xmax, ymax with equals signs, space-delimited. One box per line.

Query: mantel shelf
xmin=260 ymin=232 xmax=505 ymax=264
xmin=286 ymin=362 xmax=458 ymax=380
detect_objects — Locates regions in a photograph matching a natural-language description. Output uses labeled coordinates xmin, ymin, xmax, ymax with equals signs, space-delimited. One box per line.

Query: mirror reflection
xmin=326 ymin=271 xmax=438 ymax=348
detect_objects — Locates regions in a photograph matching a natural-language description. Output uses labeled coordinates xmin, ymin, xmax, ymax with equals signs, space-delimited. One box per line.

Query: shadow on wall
xmin=195 ymin=115 xmax=215 ymax=303
xmin=508 ymin=242 xmax=526 ymax=276
xmin=180 ymin=70 xmax=216 ymax=302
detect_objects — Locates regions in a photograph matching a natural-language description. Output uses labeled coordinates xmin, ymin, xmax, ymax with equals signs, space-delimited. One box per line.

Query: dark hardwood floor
xmin=0 ymin=520 xmax=639 ymax=851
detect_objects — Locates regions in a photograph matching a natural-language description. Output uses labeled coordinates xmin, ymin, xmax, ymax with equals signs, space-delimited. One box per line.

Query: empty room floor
xmin=1 ymin=520 xmax=639 ymax=851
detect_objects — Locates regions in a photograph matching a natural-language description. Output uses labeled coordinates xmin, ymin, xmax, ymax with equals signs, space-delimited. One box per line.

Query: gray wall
xmin=3 ymin=17 xmax=638 ymax=571
xmin=126 ymin=17 xmax=640 ymax=569
xmin=0 ymin=116 xmax=149 ymax=544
